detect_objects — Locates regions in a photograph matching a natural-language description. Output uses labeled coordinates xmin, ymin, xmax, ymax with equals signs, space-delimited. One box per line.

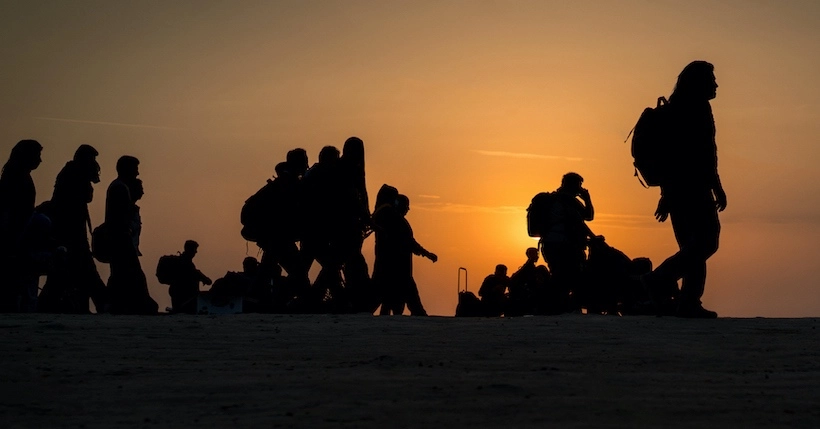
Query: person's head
xmin=342 ymin=137 xmax=364 ymax=164
xmin=375 ymin=184 xmax=399 ymax=208
xmin=130 ymin=178 xmax=144 ymax=202
xmin=73 ymin=144 xmax=101 ymax=183
xmin=559 ymin=172 xmax=584 ymax=194
xmin=396 ymin=194 xmax=410 ymax=216
xmin=526 ymin=247 xmax=539 ymax=263
xmin=318 ymin=146 xmax=340 ymax=165
xmin=286 ymin=148 xmax=308 ymax=177
xmin=242 ymin=256 xmax=259 ymax=274
xmin=670 ymin=60 xmax=717 ymax=102
xmin=494 ymin=264 xmax=508 ymax=277
xmin=274 ymin=162 xmax=288 ymax=177
xmin=116 ymin=155 xmax=140 ymax=179
xmin=183 ymin=240 xmax=199 ymax=257
xmin=3 ymin=139 xmax=42 ymax=174
xmin=536 ymin=265 xmax=550 ymax=279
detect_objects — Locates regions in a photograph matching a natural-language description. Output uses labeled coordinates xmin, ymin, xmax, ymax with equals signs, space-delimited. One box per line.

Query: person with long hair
xmin=645 ymin=61 xmax=727 ymax=318
xmin=0 ymin=140 xmax=43 ymax=311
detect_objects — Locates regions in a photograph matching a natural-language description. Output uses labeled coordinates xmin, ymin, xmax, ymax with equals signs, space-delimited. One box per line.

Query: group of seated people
xmin=467 ymin=239 xmax=680 ymax=318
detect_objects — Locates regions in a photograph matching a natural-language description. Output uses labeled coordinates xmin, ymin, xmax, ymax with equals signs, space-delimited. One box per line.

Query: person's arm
xmin=713 ymin=177 xmax=727 ymax=212
xmin=411 ymin=238 xmax=438 ymax=262
xmin=197 ymin=269 xmax=212 ymax=286
xmin=710 ymin=141 xmax=727 ymax=212
xmin=478 ymin=277 xmax=491 ymax=297
xmin=578 ymin=188 xmax=594 ymax=221
xmin=655 ymin=187 xmax=670 ymax=223
xmin=106 ymin=181 xmax=132 ymax=230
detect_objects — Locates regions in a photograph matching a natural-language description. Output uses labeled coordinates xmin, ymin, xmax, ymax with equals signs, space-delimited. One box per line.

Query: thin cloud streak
xmin=417 ymin=194 xmax=441 ymax=199
xmin=414 ymin=202 xmax=524 ymax=214
xmin=474 ymin=150 xmax=585 ymax=162
xmin=34 ymin=116 xmax=181 ymax=130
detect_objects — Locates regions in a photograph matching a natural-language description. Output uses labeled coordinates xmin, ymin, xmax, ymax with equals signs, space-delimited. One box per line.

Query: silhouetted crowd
xmin=0 ymin=60 xmax=726 ymax=318
xmin=0 ymin=137 xmax=437 ymax=315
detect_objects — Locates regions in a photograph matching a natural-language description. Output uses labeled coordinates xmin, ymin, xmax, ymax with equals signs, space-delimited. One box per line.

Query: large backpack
xmin=91 ymin=222 xmax=112 ymax=263
xmin=526 ymin=192 xmax=556 ymax=238
xmin=240 ymin=179 xmax=279 ymax=242
xmin=156 ymin=254 xmax=182 ymax=285
xmin=627 ymin=96 xmax=675 ymax=187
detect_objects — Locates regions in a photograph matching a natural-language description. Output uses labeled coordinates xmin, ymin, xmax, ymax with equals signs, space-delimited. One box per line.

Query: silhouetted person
xmin=374 ymin=193 xmax=436 ymax=316
xmin=539 ymin=172 xmax=595 ymax=313
xmin=508 ymin=247 xmax=544 ymax=316
xmin=329 ymin=137 xmax=373 ymax=312
xmin=583 ymin=236 xmax=633 ymax=315
xmin=624 ymin=257 xmax=679 ymax=316
xmin=371 ymin=184 xmax=397 ymax=313
xmin=0 ymin=140 xmax=43 ymax=312
xmin=300 ymin=145 xmax=345 ymax=305
xmin=212 ymin=256 xmax=259 ymax=298
xmin=168 ymin=240 xmax=212 ymax=314
xmin=643 ymin=61 xmax=726 ymax=319
xmin=105 ymin=156 xmax=157 ymax=314
xmin=479 ymin=264 xmax=509 ymax=317
xmin=254 ymin=150 xmax=311 ymax=310
xmin=39 ymin=145 xmax=107 ymax=313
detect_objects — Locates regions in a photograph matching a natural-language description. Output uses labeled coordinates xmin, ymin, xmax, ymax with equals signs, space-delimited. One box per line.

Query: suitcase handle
xmin=458 ymin=267 xmax=468 ymax=293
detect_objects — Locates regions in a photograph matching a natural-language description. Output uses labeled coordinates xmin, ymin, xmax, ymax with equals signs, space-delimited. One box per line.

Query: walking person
xmin=105 ymin=156 xmax=157 ymax=314
xmin=38 ymin=145 xmax=107 ymax=313
xmin=643 ymin=61 xmax=727 ymax=318
xmin=0 ymin=140 xmax=43 ymax=312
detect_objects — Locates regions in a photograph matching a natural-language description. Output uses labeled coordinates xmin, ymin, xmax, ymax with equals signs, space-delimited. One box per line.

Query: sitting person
xmin=479 ymin=264 xmax=509 ymax=317
xmin=508 ymin=247 xmax=543 ymax=316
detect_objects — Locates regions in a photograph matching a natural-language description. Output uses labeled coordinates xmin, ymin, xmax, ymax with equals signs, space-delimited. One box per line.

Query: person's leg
xmin=676 ymin=204 xmax=720 ymax=316
xmin=278 ymin=241 xmax=311 ymax=295
xmin=404 ymin=278 xmax=427 ymax=316
xmin=542 ymin=243 xmax=578 ymax=312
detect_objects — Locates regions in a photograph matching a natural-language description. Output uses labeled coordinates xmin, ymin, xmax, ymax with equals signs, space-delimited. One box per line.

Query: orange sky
xmin=2 ymin=0 xmax=819 ymax=316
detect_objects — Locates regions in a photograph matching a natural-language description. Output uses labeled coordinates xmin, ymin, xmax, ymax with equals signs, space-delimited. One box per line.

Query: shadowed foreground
xmin=1 ymin=314 xmax=818 ymax=428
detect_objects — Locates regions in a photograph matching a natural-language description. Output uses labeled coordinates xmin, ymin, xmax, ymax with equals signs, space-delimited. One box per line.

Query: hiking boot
xmin=675 ymin=304 xmax=718 ymax=319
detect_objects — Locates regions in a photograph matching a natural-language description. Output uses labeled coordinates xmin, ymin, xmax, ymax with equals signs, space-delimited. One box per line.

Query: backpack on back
xmin=627 ymin=96 xmax=675 ymax=187
xmin=156 ymin=254 xmax=182 ymax=285
xmin=91 ymin=222 xmax=112 ymax=263
xmin=240 ymin=179 xmax=279 ymax=242
xmin=526 ymin=192 xmax=556 ymax=238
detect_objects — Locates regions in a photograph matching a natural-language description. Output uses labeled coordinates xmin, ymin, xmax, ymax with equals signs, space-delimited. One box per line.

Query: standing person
xmin=253 ymin=150 xmax=311 ymax=309
xmin=374 ymin=193 xmax=436 ymax=316
xmin=478 ymin=264 xmax=509 ymax=317
xmin=39 ymin=145 xmax=107 ymax=313
xmin=168 ymin=240 xmax=212 ymax=314
xmin=105 ymin=156 xmax=157 ymax=314
xmin=300 ymin=146 xmax=344 ymax=302
xmin=644 ymin=61 xmax=726 ymax=318
xmin=0 ymin=140 xmax=43 ymax=312
xmin=539 ymin=172 xmax=595 ymax=313
xmin=333 ymin=137 xmax=372 ymax=312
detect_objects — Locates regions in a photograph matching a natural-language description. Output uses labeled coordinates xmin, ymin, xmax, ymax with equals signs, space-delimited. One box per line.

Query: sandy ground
xmin=1 ymin=314 xmax=819 ymax=429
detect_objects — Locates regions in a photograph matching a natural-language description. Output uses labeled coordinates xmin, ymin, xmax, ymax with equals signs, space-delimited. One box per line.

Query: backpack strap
xmin=625 ymin=96 xmax=669 ymax=143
